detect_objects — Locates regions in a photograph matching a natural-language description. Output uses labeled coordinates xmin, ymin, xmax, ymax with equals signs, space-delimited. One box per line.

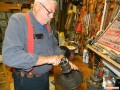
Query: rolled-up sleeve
xmin=2 ymin=13 xmax=38 ymax=71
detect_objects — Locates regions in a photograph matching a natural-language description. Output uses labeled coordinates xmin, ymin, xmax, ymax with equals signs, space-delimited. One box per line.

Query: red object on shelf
xmin=76 ymin=23 xmax=82 ymax=33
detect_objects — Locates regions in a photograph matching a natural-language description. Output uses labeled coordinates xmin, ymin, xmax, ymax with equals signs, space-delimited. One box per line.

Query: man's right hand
xmin=36 ymin=55 xmax=64 ymax=66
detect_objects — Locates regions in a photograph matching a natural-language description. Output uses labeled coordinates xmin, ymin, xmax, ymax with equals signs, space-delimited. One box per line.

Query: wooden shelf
xmin=87 ymin=44 xmax=120 ymax=70
xmin=0 ymin=81 xmax=6 ymax=83
xmin=0 ymin=2 xmax=21 ymax=11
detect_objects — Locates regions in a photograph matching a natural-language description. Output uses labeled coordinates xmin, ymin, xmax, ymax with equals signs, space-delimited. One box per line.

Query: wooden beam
xmin=0 ymin=2 xmax=21 ymax=11
xmin=0 ymin=0 xmax=11 ymax=2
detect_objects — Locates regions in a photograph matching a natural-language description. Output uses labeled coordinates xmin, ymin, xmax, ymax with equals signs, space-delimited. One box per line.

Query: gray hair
xmin=34 ymin=0 xmax=57 ymax=5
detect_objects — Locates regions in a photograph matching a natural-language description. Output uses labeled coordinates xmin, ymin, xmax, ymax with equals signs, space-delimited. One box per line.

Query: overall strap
xmin=46 ymin=24 xmax=51 ymax=32
xmin=10 ymin=13 xmax=34 ymax=72
xmin=24 ymin=13 xmax=34 ymax=53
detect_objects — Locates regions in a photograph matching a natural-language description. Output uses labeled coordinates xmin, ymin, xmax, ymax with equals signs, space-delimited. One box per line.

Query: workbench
xmin=87 ymin=45 xmax=120 ymax=70
xmin=87 ymin=44 xmax=120 ymax=76
xmin=53 ymin=55 xmax=93 ymax=90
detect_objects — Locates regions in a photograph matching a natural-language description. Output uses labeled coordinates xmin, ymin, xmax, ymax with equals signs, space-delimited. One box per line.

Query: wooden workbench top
xmin=53 ymin=55 xmax=93 ymax=90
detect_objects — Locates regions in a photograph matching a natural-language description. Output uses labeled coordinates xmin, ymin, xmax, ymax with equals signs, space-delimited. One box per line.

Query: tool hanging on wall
xmin=84 ymin=14 xmax=92 ymax=36
xmin=104 ymin=0 xmax=116 ymax=30
xmin=68 ymin=0 xmax=83 ymax=6
xmin=99 ymin=0 xmax=111 ymax=31
xmin=65 ymin=10 xmax=75 ymax=30
xmin=76 ymin=22 xmax=82 ymax=33
xmin=57 ymin=0 xmax=68 ymax=32
xmin=110 ymin=0 xmax=120 ymax=22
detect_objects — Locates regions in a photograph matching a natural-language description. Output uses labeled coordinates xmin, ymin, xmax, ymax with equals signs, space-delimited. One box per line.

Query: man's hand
xmin=36 ymin=55 xmax=64 ymax=66
xmin=36 ymin=55 xmax=78 ymax=70
xmin=69 ymin=61 xmax=78 ymax=70
xmin=47 ymin=55 xmax=62 ymax=66
xmin=53 ymin=55 xmax=64 ymax=66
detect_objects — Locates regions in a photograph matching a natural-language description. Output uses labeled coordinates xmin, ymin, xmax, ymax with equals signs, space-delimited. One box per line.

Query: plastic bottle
xmin=83 ymin=49 xmax=89 ymax=63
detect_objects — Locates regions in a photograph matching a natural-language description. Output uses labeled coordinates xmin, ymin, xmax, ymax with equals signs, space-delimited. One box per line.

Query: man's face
xmin=35 ymin=2 xmax=56 ymax=25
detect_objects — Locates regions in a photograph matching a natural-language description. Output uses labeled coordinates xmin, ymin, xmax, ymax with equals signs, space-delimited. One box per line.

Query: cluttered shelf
xmin=87 ymin=44 xmax=120 ymax=70
xmin=53 ymin=54 xmax=93 ymax=90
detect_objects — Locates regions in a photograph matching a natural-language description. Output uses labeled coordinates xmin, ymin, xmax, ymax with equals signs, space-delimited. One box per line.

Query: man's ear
xmin=34 ymin=2 xmax=41 ymax=10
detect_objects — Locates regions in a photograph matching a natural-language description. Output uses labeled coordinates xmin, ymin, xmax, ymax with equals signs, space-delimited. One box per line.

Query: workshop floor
xmin=0 ymin=64 xmax=55 ymax=90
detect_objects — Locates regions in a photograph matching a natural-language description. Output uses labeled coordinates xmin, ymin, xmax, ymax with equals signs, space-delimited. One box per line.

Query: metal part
xmin=87 ymin=68 xmax=103 ymax=90
xmin=92 ymin=44 xmax=103 ymax=52
xmin=59 ymin=70 xmax=83 ymax=90
xmin=59 ymin=57 xmax=71 ymax=74
xmin=92 ymin=43 xmax=120 ymax=64
xmin=90 ymin=68 xmax=103 ymax=83
xmin=59 ymin=57 xmax=83 ymax=90
xmin=90 ymin=74 xmax=103 ymax=83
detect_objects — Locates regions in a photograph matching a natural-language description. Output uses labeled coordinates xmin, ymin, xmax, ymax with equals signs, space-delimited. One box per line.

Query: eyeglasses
xmin=40 ymin=3 xmax=53 ymax=16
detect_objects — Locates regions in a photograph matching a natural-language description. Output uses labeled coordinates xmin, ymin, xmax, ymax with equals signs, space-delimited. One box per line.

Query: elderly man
xmin=2 ymin=0 xmax=78 ymax=90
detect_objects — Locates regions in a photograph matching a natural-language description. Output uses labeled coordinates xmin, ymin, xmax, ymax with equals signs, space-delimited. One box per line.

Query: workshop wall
xmin=0 ymin=1 xmax=31 ymax=53
xmin=64 ymin=0 xmax=120 ymax=55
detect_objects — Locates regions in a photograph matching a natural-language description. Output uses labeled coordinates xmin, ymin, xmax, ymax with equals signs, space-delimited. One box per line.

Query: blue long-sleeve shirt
xmin=2 ymin=10 xmax=64 ymax=74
